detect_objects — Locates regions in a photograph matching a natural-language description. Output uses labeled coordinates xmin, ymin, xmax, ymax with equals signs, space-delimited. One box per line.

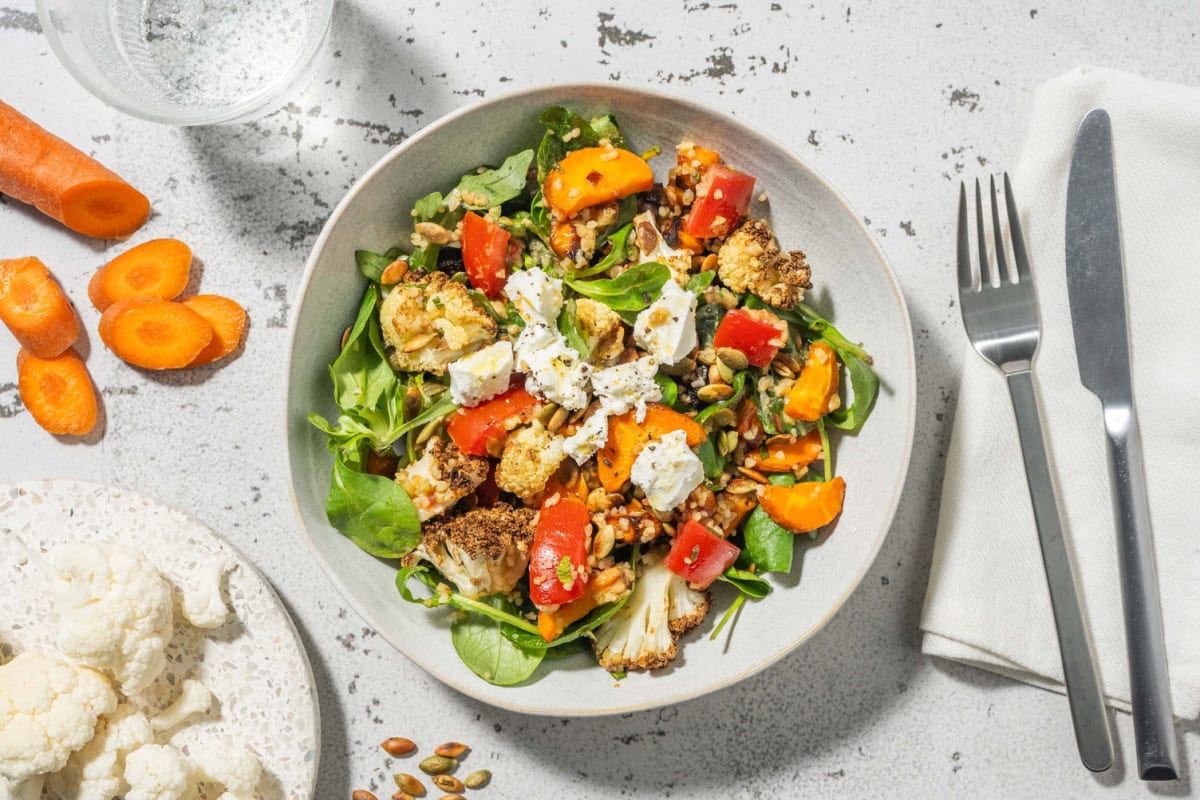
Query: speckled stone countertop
xmin=3 ymin=1 xmax=1199 ymax=797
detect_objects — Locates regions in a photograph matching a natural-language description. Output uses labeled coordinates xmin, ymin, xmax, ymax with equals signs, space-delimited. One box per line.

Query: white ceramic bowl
xmin=285 ymin=84 xmax=915 ymax=716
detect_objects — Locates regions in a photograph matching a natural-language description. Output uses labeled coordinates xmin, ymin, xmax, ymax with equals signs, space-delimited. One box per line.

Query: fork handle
xmin=1006 ymin=369 xmax=1114 ymax=772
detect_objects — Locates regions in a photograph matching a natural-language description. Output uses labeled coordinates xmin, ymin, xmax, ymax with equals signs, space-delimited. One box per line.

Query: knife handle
xmin=1005 ymin=370 xmax=1114 ymax=772
xmin=1102 ymin=402 xmax=1180 ymax=780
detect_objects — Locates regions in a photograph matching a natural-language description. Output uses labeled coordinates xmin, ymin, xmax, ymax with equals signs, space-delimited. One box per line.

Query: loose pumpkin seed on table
xmin=419 ymin=755 xmax=457 ymax=775
xmin=463 ymin=769 xmax=492 ymax=789
xmin=381 ymin=737 xmax=417 ymax=756
xmin=394 ymin=772 xmax=426 ymax=796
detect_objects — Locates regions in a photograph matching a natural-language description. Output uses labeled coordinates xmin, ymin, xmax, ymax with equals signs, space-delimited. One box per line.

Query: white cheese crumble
xmin=562 ymin=410 xmax=612 ymax=465
xmin=448 ymin=340 xmax=514 ymax=407
xmin=590 ymin=356 xmax=661 ymax=423
xmin=630 ymin=430 xmax=705 ymax=512
xmin=505 ymin=266 xmax=563 ymax=323
xmin=634 ymin=278 xmax=697 ymax=366
xmin=513 ymin=320 xmax=591 ymax=411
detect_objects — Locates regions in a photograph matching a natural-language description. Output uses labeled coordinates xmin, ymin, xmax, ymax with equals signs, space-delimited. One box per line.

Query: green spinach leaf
xmin=685 ymin=270 xmax=717 ymax=295
xmin=557 ymin=299 xmax=590 ymax=357
xmin=653 ymin=372 xmax=679 ymax=410
xmin=564 ymin=262 xmax=669 ymax=312
xmin=355 ymin=247 xmax=403 ymax=283
xmin=413 ymin=191 xmax=444 ymax=221
xmin=742 ymin=473 xmax=795 ymax=573
xmin=455 ymin=150 xmax=535 ymax=210
xmin=573 ymin=223 xmax=633 ymax=278
xmin=718 ymin=565 xmax=772 ymax=599
xmin=827 ymin=350 xmax=879 ymax=433
xmin=451 ymin=595 xmax=544 ymax=686
xmin=325 ymin=452 xmax=421 ymax=559
xmin=695 ymin=302 xmax=727 ymax=348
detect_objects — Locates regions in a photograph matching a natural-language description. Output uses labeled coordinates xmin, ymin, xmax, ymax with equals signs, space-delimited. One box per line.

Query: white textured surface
xmin=2 ymin=1 xmax=1199 ymax=796
xmin=0 ymin=480 xmax=318 ymax=799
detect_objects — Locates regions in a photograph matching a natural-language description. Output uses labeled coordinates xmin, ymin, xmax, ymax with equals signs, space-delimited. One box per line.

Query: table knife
xmin=1064 ymin=108 xmax=1179 ymax=781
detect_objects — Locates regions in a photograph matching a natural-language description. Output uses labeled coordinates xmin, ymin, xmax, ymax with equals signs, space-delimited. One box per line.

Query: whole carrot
xmin=0 ymin=99 xmax=150 ymax=239
xmin=0 ymin=256 xmax=79 ymax=358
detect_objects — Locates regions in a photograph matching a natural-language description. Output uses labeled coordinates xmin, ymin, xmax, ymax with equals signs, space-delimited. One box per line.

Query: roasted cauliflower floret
xmin=574 ymin=298 xmax=625 ymax=367
xmin=380 ymin=271 xmax=497 ymax=375
xmin=717 ymin=218 xmax=812 ymax=310
xmin=494 ymin=422 xmax=567 ymax=501
xmin=402 ymin=504 xmax=537 ymax=598
xmin=632 ymin=210 xmax=693 ymax=286
xmin=395 ymin=438 xmax=488 ymax=521
xmin=591 ymin=549 xmax=711 ymax=671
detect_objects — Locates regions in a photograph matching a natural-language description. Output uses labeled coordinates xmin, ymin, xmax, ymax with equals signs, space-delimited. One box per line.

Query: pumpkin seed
xmin=716 ymin=431 xmax=733 ymax=457
xmin=766 ymin=433 xmax=797 ymax=446
xmin=392 ymin=792 xmax=416 ymax=800
xmin=432 ymin=775 xmax=465 ymax=793
xmin=414 ymin=418 xmax=443 ymax=446
xmin=393 ymin=773 xmax=426 ymax=796
xmin=697 ymin=383 xmax=734 ymax=403
xmin=593 ymin=525 xmax=615 ymax=560
xmin=716 ymin=347 xmax=749 ymax=371
xmin=415 ymin=221 xmax=452 ymax=245
xmin=701 ymin=253 xmax=719 ymax=272
xmin=547 ymin=405 xmax=570 ymax=433
xmin=463 ymin=770 xmax=491 ymax=789
xmin=353 ymin=791 xmax=378 ymax=800
xmin=423 ymin=383 xmax=448 ymax=397
xmin=419 ymin=755 xmax=457 ymax=775
xmin=381 ymin=737 xmax=416 ymax=757
xmin=536 ymin=403 xmax=559 ymax=426
xmin=660 ymin=357 xmax=696 ymax=377
xmin=404 ymin=386 xmax=422 ymax=419
xmin=340 ymin=326 xmax=352 ymax=350
xmin=737 ymin=465 xmax=768 ymax=484
xmin=380 ymin=258 xmax=409 ymax=285
xmin=403 ymin=332 xmax=439 ymax=353
xmin=722 ymin=430 xmax=740 ymax=455
xmin=703 ymin=408 xmax=736 ymax=429
xmin=725 ymin=478 xmax=759 ymax=495
xmin=696 ymin=347 xmax=717 ymax=366
xmin=774 ymin=352 xmax=802 ymax=373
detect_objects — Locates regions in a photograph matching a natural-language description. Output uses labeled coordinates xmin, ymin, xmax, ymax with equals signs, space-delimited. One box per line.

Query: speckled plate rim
xmin=284 ymin=81 xmax=916 ymax=716
xmin=2 ymin=478 xmax=323 ymax=796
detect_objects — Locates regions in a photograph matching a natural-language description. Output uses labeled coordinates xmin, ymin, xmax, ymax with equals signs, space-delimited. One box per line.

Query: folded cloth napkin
xmin=920 ymin=66 xmax=1200 ymax=719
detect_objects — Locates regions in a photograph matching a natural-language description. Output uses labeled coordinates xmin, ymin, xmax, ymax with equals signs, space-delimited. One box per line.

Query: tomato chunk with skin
xmin=445 ymin=384 xmax=540 ymax=456
xmin=529 ymin=495 xmax=591 ymax=608
xmin=664 ymin=520 xmax=741 ymax=590
xmin=461 ymin=211 xmax=510 ymax=298
xmin=684 ymin=165 xmax=757 ymax=239
xmin=711 ymin=308 xmax=789 ymax=368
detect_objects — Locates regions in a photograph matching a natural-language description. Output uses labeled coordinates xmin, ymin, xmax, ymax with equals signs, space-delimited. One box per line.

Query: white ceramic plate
xmin=285 ymin=83 xmax=915 ymax=716
xmin=0 ymin=480 xmax=320 ymax=800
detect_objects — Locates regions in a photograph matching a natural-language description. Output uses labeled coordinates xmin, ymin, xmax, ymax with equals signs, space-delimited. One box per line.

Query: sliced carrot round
xmin=88 ymin=238 xmax=192 ymax=312
xmin=99 ymin=296 xmax=212 ymax=370
xmin=182 ymin=294 xmax=247 ymax=367
xmin=17 ymin=347 xmax=97 ymax=436
xmin=0 ymin=257 xmax=79 ymax=358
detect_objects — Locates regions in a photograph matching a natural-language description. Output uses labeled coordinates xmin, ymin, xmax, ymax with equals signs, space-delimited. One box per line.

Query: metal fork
xmin=957 ymin=174 xmax=1114 ymax=772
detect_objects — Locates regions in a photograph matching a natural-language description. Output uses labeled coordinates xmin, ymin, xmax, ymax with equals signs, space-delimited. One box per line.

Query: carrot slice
xmin=88 ymin=239 xmax=192 ymax=311
xmin=99 ymin=297 xmax=212 ymax=370
xmin=754 ymin=429 xmax=824 ymax=472
xmin=784 ymin=342 xmax=841 ymax=422
xmin=0 ymin=101 xmax=150 ymax=239
xmin=597 ymin=404 xmax=706 ymax=492
xmin=758 ymin=477 xmax=846 ymax=534
xmin=0 ymin=257 xmax=79 ymax=358
xmin=16 ymin=347 xmax=98 ymax=435
xmin=543 ymin=147 xmax=654 ymax=218
xmin=181 ymin=294 xmax=247 ymax=367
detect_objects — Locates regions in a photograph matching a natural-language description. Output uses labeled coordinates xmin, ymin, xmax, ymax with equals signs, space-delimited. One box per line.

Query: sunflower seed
xmin=463 ymin=769 xmax=491 ymax=789
xmin=771 ymin=361 xmax=795 ymax=379
xmin=419 ymin=755 xmax=457 ymax=775
xmin=403 ymin=332 xmax=439 ymax=353
xmin=716 ymin=347 xmax=749 ymax=371
xmin=697 ymin=384 xmax=734 ymax=403
xmin=393 ymin=773 xmax=426 ymax=796
xmin=381 ymin=737 xmax=416 ymax=757
xmin=432 ymin=775 xmax=465 ymax=793
xmin=774 ymin=352 xmax=802 ymax=373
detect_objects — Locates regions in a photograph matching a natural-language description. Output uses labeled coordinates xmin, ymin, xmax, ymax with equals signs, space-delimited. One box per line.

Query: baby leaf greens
xmin=455 ymin=150 xmax=534 ymax=210
xmin=563 ymin=261 xmax=670 ymax=312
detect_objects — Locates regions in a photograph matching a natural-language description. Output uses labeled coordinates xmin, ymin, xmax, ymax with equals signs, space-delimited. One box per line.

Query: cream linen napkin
xmin=920 ymin=66 xmax=1200 ymax=718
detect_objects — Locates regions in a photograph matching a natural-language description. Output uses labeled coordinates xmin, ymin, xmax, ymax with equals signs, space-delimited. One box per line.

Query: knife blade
xmin=1065 ymin=108 xmax=1180 ymax=781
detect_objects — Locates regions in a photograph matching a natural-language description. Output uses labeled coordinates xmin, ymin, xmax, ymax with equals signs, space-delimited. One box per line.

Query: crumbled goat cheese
xmin=634 ymin=279 xmax=697 ymax=366
xmin=630 ymin=430 xmax=704 ymax=512
xmin=448 ymin=340 xmax=514 ymax=407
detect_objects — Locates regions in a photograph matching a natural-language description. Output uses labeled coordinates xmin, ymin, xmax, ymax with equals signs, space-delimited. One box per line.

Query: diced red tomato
xmin=684 ymin=165 xmax=756 ymax=238
xmin=461 ymin=211 xmax=510 ymax=298
xmin=664 ymin=520 xmax=741 ymax=590
xmin=529 ymin=495 xmax=591 ymax=607
xmin=445 ymin=384 xmax=540 ymax=456
xmin=711 ymin=308 xmax=789 ymax=368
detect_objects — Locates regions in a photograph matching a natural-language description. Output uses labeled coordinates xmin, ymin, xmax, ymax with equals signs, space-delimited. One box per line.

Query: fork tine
xmin=988 ymin=174 xmax=1011 ymax=284
xmin=1003 ymin=172 xmax=1032 ymax=284
xmin=974 ymin=179 xmax=992 ymax=287
xmin=957 ymin=182 xmax=975 ymax=292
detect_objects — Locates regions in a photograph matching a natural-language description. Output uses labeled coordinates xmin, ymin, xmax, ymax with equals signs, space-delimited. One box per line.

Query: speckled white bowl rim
xmin=284 ymin=82 xmax=916 ymax=716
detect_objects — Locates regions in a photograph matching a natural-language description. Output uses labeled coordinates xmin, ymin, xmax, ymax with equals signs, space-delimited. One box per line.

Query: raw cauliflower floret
xmin=632 ymin=211 xmax=693 ymax=286
xmin=717 ymin=218 xmax=812 ymax=310
xmin=46 ymin=703 xmax=153 ymax=800
xmin=150 ymin=679 xmax=212 ymax=733
xmin=402 ymin=504 xmax=537 ymax=598
xmin=0 ymin=652 xmax=118 ymax=784
xmin=494 ymin=421 xmax=566 ymax=501
xmin=380 ymin=271 xmax=497 ymax=375
xmin=574 ymin=298 xmax=625 ymax=367
xmin=51 ymin=542 xmax=174 ymax=695
xmin=179 ymin=556 xmax=233 ymax=629
xmin=395 ymin=437 xmax=488 ymax=522
xmin=0 ymin=775 xmax=44 ymax=800
xmin=123 ymin=744 xmax=196 ymax=800
xmin=591 ymin=550 xmax=711 ymax=672
xmin=189 ymin=740 xmax=262 ymax=800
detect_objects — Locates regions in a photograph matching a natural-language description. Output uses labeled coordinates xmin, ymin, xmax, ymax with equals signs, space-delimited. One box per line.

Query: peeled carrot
xmin=755 ymin=429 xmax=824 ymax=473
xmin=784 ymin=342 xmax=840 ymax=422
xmin=597 ymin=404 xmax=706 ymax=492
xmin=99 ymin=297 xmax=212 ymax=370
xmin=88 ymin=239 xmax=192 ymax=311
xmin=758 ymin=477 xmax=846 ymax=534
xmin=0 ymin=100 xmax=150 ymax=239
xmin=543 ymin=146 xmax=654 ymax=218
xmin=0 ymin=257 xmax=79 ymax=358
xmin=16 ymin=347 xmax=98 ymax=436
xmin=181 ymin=294 xmax=246 ymax=367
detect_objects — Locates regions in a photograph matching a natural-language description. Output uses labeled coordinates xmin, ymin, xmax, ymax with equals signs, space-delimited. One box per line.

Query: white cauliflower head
xmin=0 ymin=651 xmax=118 ymax=783
xmin=150 ymin=678 xmax=212 ymax=733
xmin=494 ymin=421 xmax=567 ymax=501
xmin=380 ymin=271 xmax=498 ymax=375
xmin=404 ymin=504 xmax=537 ymax=598
xmin=633 ymin=210 xmax=693 ymax=286
xmin=574 ymin=298 xmax=625 ymax=367
xmin=189 ymin=740 xmax=262 ymax=800
xmin=180 ymin=557 xmax=233 ymax=630
xmin=46 ymin=703 xmax=153 ymax=800
xmin=123 ymin=744 xmax=196 ymax=800
xmin=51 ymin=542 xmax=174 ymax=694
xmin=591 ymin=550 xmax=711 ymax=672
xmin=394 ymin=437 xmax=489 ymax=522
xmin=716 ymin=218 xmax=812 ymax=310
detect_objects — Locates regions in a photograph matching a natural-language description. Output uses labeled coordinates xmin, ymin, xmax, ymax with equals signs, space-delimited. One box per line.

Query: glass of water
xmin=36 ymin=0 xmax=335 ymax=126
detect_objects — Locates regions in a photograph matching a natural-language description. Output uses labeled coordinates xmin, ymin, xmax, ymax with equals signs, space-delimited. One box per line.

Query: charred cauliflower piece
xmin=402 ymin=504 xmax=537 ymax=598
xmin=575 ymin=298 xmax=625 ymax=367
xmin=380 ymin=271 xmax=497 ymax=375
xmin=716 ymin=218 xmax=812 ymax=310
xmin=395 ymin=438 xmax=488 ymax=521
xmin=591 ymin=549 xmax=711 ymax=671
xmin=495 ymin=421 xmax=567 ymax=501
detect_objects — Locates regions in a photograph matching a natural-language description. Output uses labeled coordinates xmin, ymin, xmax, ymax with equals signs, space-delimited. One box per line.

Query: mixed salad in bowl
xmin=310 ymin=106 xmax=878 ymax=686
